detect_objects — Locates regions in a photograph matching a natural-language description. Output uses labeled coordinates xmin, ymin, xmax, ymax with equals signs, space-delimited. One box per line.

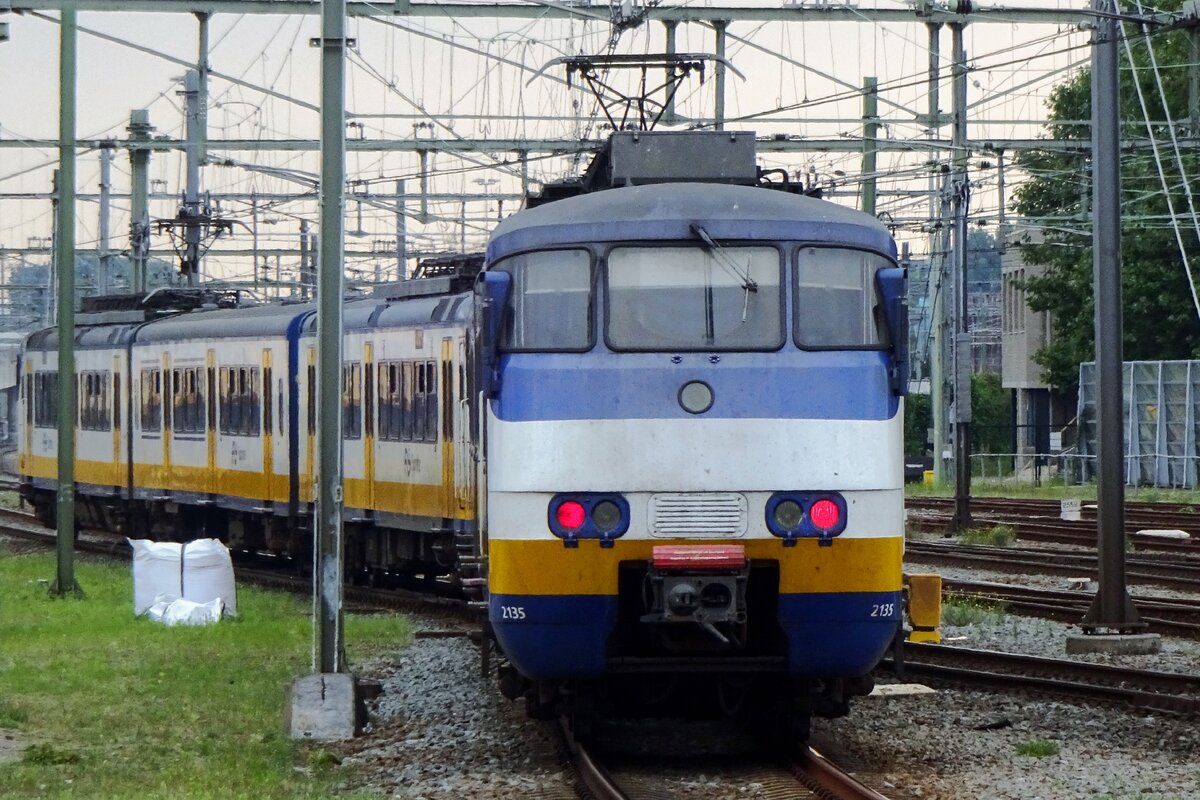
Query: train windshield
xmin=794 ymin=247 xmax=889 ymax=349
xmin=495 ymin=249 xmax=592 ymax=352
xmin=606 ymin=246 xmax=783 ymax=351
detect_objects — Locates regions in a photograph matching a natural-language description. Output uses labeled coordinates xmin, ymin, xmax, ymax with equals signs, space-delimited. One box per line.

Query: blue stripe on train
xmin=490 ymin=590 xmax=902 ymax=680
xmin=493 ymin=350 xmax=898 ymax=422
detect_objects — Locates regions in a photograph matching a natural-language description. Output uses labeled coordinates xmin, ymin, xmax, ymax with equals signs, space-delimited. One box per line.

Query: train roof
xmin=25 ymin=322 xmax=143 ymax=352
xmin=299 ymin=290 xmax=473 ymax=335
xmin=133 ymin=300 xmax=314 ymax=344
xmin=487 ymin=182 xmax=895 ymax=261
xmin=23 ymin=282 xmax=475 ymax=355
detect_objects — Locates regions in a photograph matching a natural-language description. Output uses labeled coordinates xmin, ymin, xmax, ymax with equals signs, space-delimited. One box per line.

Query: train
xmin=19 ymin=130 xmax=907 ymax=739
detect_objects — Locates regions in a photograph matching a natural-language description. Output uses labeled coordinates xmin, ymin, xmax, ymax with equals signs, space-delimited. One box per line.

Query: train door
xmin=112 ymin=354 xmax=122 ymax=482
xmin=263 ymin=348 xmax=274 ymax=504
xmin=161 ymin=352 xmax=172 ymax=479
xmin=451 ymin=336 xmax=472 ymax=513
xmin=440 ymin=337 xmax=456 ymax=517
xmin=206 ymin=350 xmax=217 ymax=495
xmin=363 ymin=341 xmax=375 ymax=511
xmin=21 ymin=361 xmax=32 ymax=474
xmin=304 ymin=345 xmax=315 ymax=503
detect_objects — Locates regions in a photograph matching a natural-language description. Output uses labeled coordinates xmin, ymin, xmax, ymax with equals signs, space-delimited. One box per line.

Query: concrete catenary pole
xmin=394 ymin=179 xmax=407 ymax=281
xmin=97 ymin=143 xmax=112 ymax=296
xmin=950 ymin=22 xmax=972 ymax=529
xmin=713 ymin=20 xmax=728 ymax=131
xmin=128 ymin=109 xmax=153 ymax=295
xmin=1082 ymin=0 xmax=1143 ymax=634
xmin=861 ymin=77 xmax=879 ymax=217
xmin=182 ymin=70 xmax=203 ymax=286
xmin=663 ymin=20 xmax=678 ymax=124
xmin=52 ymin=3 xmax=81 ymax=597
xmin=314 ymin=0 xmax=348 ymax=676
xmin=927 ymin=20 xmax=948 ymax=483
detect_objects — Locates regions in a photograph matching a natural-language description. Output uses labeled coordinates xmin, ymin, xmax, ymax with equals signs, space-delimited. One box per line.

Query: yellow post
xmin=907 ymin=573 xmax=942 ymax=644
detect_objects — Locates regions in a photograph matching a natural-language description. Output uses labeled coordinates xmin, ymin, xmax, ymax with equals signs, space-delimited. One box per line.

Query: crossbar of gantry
xmin=5 ymin=2 xmax=1111 ymax=25
xmin=0 ymin=137 xmax=1135 ymax=153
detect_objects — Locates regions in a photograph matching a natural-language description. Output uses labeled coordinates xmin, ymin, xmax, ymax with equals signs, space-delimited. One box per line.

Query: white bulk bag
xmin=146 ymin=594 xmax=225 ymax=627
xmin=129 ymin=538 xmax=238 ymax=617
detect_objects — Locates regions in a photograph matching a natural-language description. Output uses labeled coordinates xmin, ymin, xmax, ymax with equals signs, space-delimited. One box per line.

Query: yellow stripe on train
xmin=24 ymin=453 xmax=475 ymax=519
xmin=488 ymin=536 xmax=903 ymax=596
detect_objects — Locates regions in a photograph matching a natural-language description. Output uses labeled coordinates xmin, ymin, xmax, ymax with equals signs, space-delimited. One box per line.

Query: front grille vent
xmin=648 ymin=493 xmax=748 ymax=538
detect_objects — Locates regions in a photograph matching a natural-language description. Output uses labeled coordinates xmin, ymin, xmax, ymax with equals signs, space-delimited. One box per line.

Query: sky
xmin=0 ymin=1 xmax=1097 ymax=290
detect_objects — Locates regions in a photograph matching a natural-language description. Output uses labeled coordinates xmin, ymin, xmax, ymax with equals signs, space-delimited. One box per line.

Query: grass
xmin=1014 ymin=737 xmax=1061 ymax=758
xmin=0 ymin=548 xmax=411 ymax=799
xmin=959 ymin=524 xmax=1016 ymax=548
xmin=941 ymin=594 xmax=1007 ymax=627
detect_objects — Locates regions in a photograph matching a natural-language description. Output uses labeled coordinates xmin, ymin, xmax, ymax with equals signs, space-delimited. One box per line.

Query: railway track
xmin=907 ymin=496 xmax=1200 ymax=554
xmin=888 ymin=642 xmax=1200 ymax=717
xmin=941 ymin=577 xmax=1200 ymax=639
xmin=559 ymin=719 xmax=896 ymax=800
xmin=905 ymin=539 xmax=1200 ymax=592
xmin=0 ymin=515 xmax=478 ymax=625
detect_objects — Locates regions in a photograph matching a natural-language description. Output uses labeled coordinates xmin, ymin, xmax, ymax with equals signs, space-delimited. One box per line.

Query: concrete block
xmin=288 ymin=673 xmax=357 ymax=741
xmin=869 ymin=683 xmax=937 ymax=698
xmin=1065 ymin=632 xmax=1162 ymax=655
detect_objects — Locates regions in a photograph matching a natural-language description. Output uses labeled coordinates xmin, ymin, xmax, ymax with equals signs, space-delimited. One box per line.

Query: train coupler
xmin=640 ymin=545 xmax=749 ymax=647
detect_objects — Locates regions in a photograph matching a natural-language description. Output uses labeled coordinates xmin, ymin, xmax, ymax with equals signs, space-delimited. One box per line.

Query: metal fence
xmin=1078 ymin=360 xmax=1200 ymax=488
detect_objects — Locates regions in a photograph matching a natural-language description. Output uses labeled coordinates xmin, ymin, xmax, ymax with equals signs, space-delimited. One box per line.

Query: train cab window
xmin=219 ymin=365 xmax=261 ymax=437
xmin=494 ymin=249 xmax=592 ymax=351
xmin=33 ymin=371 xmax=58 ymax=428
xmin=79 ymin=370 xmax=111 ymax=431
xmin=171 ymin=367 xmax=206 ymax=434
xmin=607 ymin=246 xmax=783 ymax=351
xmin=794 ymin=248 xmax=890 ymax=349
xmin=342 ymin=362 xmax=362 ymax=440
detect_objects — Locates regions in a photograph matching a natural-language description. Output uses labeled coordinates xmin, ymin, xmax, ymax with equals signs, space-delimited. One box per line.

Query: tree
xmin=970 ymin=372 xmax=1011 ymax=455
xmin=1011 ymin=10 xmax=1200 ymax=391
xmin=904 ymin=392 xmax=932 ymax=458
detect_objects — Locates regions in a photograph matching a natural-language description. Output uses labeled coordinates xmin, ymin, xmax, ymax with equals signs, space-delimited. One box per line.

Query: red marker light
xmin=809 ymin=499 xmax=841 ymax=530
xmin=556 ymin=500 xmax=586 ymax=530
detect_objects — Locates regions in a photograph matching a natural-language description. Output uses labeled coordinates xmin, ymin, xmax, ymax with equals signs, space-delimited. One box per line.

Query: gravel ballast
xmin=338 ymin=609 xmax=1200 ymax=799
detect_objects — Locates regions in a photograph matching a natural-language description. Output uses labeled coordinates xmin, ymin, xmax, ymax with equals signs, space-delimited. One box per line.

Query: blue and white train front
xmin=479 ymin=184 xmax=906 ymax=723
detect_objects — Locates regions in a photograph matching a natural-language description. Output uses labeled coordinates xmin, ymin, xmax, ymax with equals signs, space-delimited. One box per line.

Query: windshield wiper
xmin=691 ymin=224 xmax=758 ymax=322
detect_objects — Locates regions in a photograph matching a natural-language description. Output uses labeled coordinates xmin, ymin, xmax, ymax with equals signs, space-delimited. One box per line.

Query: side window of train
xmin=494 ymin=249 xmax=592 ymax=351
xmin=139 ymin=368 xmax=161 ymax=432
xmin=219 ymin=365 xmax=261 ymax=437
xmin=79 ymin=370 xmax=111 ymax=432
xmin=172 ymin=367 xmax=206 ymax=434
xmin=378 ymin=361 xmax=400 ymax=442
xmin=425 ymin=360 xmax=438 ymax=443
xmin=342 ymin=362 xmax=361 ymax=440
xmin=33 ymin=371 xmax=58 ymax=428
xmin=401 ymin=361 xmax=414 ymax=440
xmin=794 ymin=247 xmax=890 ymax=349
